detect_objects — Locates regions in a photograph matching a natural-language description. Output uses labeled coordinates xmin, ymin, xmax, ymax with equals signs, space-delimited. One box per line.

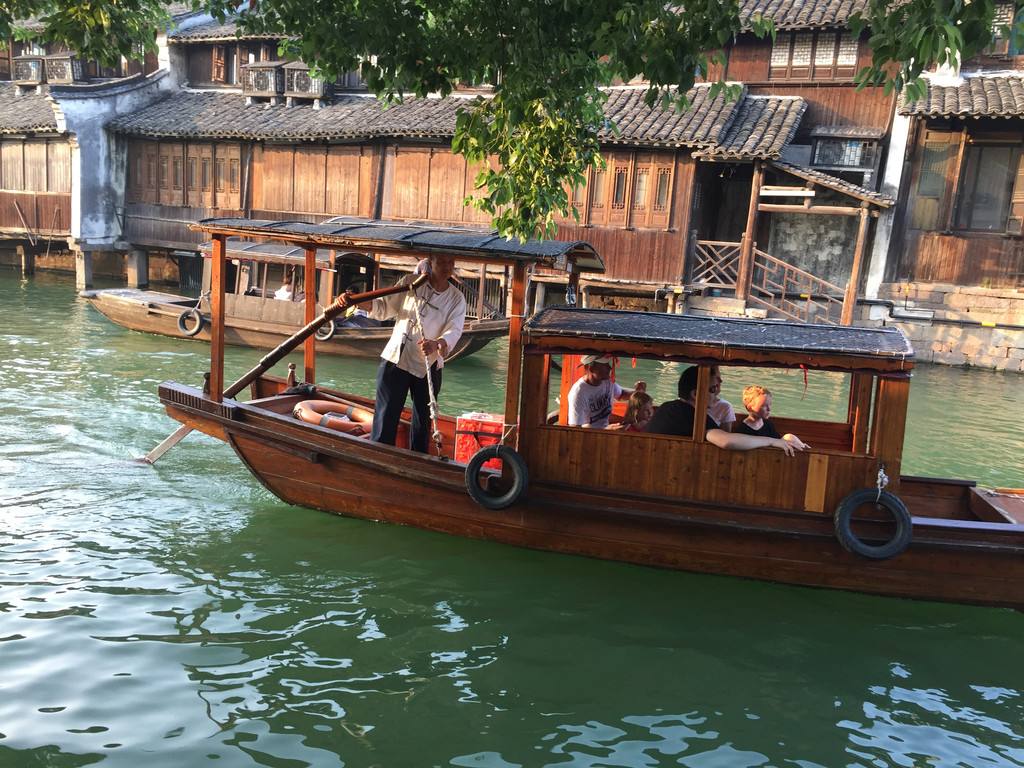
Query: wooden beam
xmin=757 ymin=203 xmax=873 ymax=216
xmin=692 ymin=366 xmax=712 ymax=443
xmin=209 ymin=234 xmax=227 ymax=402
xmin=476 ymin=263 xmax=486 ymax=320
xmin=736 ymin=160 xmax=763 ymax=301
xmin=841 ymin=205 xmax=871 ymax=326
xmin=303 ymin=246 xmax=317 ymax=384
xmin=760 ymin=186 xmax=816 ymax=197
xmin=848 ymin=373 xmax=873 ymax=454
xmin=502 ymin=262 xmax=528 ymax=446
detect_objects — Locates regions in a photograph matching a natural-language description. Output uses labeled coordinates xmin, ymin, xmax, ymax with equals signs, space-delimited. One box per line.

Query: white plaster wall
xmin=51 ymin=71 xmax=172 ymax=248
xmin=864 ymin=111 xmax=912 ymax=298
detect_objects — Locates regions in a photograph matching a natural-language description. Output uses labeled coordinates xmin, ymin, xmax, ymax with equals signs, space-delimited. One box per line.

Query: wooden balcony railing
xmin=690 ymin=240 xmax=741 ymax=289
xmin=747 ymin=248 xmax=844 ymax=325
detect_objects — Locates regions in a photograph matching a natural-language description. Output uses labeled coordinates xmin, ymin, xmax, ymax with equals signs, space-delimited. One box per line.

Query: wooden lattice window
xmin=187 ymin=157 xmax=197 ymax=190
xmin=590 ymin=169 xmax=606 ymax=210
xmin=985 ymin=3 xmax=1016 ymax=56
xmin=215 ymin=158 xmax=226 ymax=192
xmin=611 ymin=166 xmax=628 ymax=209
xmin=158 ymin=157 xmax=168 ymax=189
xmin=654 ymin=168 xmax=672 ymax=213
xmin=631 ymin=168 xmax=649 ymax=211
xmin=229 ymin=159 xmax=240 ymax=192
xmin=771 ymin=31 xmax=857 ymax=80
xmin=173 ymin=158 xmax=183 ymax=190
xmin=201 ymin=158 xmax=211 ymax=191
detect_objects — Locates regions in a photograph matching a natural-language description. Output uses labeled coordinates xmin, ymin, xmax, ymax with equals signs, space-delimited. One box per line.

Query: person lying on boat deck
xmin=567 ymin=355 xmax=645 ymax=429
xmin=736 ymin=385 xmax=808 ymax=450
xmin=333 ymin=254 xmax=466 ymax=453
xmin=707 ymin=365 xmax=736 ymax=432
xmin=644 ymin=367 xmax=807 ymax=456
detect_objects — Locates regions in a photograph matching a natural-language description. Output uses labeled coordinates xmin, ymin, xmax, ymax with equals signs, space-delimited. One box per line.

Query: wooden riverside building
xmin=105 ymin=0 xmax=900 ymax=325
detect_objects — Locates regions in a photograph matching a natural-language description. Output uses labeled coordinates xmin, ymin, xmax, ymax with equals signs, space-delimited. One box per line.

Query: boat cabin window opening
xmin=539 ymin=354 xmax=871 ymax=455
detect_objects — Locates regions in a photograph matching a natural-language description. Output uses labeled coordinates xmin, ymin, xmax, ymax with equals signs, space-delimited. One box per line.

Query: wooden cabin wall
xmin=726 ymin=33 xmax=894 ymax=138
xmin=0 ymin=137 xmax=72 ymax=235
xmin=894 ymin=120 xmax=1024 ymax=287
xmin=251 ymin=144 xmax=378 ymax=218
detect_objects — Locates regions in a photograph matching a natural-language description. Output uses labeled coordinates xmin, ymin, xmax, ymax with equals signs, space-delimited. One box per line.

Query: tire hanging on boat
xmin=176 ymin=308 xmax=205 ymax=337
xmin=465 ymin=445 xmax=529 ymax=510
xmin=833 ymin=488 xmax=912 ymax=560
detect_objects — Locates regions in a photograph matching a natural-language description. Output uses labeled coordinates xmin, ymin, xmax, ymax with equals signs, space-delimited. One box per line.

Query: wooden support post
xmin=692 ymin=366 xmax=712 ymax=443
xmin=558 ymin=353 xmax=582 ymax=426
xmin=869 ymin=376 xmax=910 ymax=491
xmin=502 ymin=262 xmax=528 ymax=446
xmin=476 ymin=264 xmax=486 ymax=320
xmin=75 ymin=249 xmax=93 ymax=291
xmin=16 ymin=245 xmax=34 ymax=276
xmin=303 ymin=246 xmax=317 ymax=384
xmin=848 ymin=373 xmax=873 ymax=454
xmin=736 ymin=161 xmax=763 ymax=301
xmin=209 ymin=235 xmax=227 ymax=402
xmin=126 ymin=248 xmax=149 ymax=289
xmin=533 ymin=281 xmax=546 ymax=315
xmin=841 ymin=204 xmax=871 ymax=326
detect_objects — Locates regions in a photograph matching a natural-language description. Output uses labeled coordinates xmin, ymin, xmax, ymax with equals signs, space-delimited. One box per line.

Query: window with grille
xmin=984 ymin=3 xmax=1017 ymax=56
xmin=173 ymin=158 xmax=183 ymax=190
xmin=611 ymin=167 xmax=628 ymax=209
xmin=813 ymin=139 xmax=878 ymax=168
xmin=770 ymin=31 xmax=858 ymax=80
xmin=632 ymin=168 xmax=649 ymax=211
xmin=654 ymin=168 xmax=672 ymax=213
xmin=590 ymin=169 xmax=606 ymax=209
xmin=201 ymin=159 xmax=210 ymax=190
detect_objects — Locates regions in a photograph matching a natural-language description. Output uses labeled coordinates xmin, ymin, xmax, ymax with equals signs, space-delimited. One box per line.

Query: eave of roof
xmin=0 ymin=83 xmax=61 ymax=135
xmin=169 ymin=16 xmax=280 ymax=42
xmin=739 ymin=0 xmax=869 ymax=30
xmin=190 ymin=217 xmax=607 ymax=273
xmin=695 ymin=96 xmax=806 ymax=160
xmin=524 ymin=307 xmax=914 ymax=369
xmin=899 ymin=74 xmax=1024 ymax=118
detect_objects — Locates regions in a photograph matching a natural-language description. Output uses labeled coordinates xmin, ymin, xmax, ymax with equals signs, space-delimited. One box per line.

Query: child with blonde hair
xmin=738 ymin=384 xmax=808 ymax=449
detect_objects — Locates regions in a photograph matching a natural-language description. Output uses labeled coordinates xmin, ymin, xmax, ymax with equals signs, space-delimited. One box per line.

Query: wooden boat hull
xmin=81 ymin=288 xmax=507 ymax=362
xmin=160 ymin=381 xmax=1024 ymax=609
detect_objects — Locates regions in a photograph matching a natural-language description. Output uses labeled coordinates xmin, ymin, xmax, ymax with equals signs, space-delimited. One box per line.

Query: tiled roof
xmin=0 ymin=83 xmax=60 ymax=135
xmin=899 ymin=75 xmax=1024 ymax=118
xmin=695 ymin=96 xmax=805 ymax=160
xmin=600 ymin=85 xmax=743 ymax=147
xmin=769 ymin=161 xmax=894 ymax=206
xmin=169 ymin=17 xmax=279 ymax=41
xmin=109 ymin=91 xmax=465 ymax=141
xmin=166 ymin=2 xmax=201 ymax=18
xmin=810 ymin=125 xmax=885 ymax=139
xmin=110 ymin=85 xmax=784 ymax=151
xmin=739 ymin=0 xmax=868 ymax=30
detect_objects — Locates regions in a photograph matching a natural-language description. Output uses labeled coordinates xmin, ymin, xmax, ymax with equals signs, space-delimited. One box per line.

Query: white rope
xmin=408 ymin=281 xmax=445 ymax=455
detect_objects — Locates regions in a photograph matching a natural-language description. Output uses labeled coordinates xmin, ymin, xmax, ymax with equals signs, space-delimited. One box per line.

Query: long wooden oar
xmin=139 ymin=274 xmax=429 ymax=465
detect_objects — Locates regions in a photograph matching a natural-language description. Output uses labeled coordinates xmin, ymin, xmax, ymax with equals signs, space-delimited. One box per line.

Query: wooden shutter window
xmin=611 ymin=166 xmax=628 ymax=209
xmin=1007 ymin=151 xmax=1024 ymax=234
xmin=632 ymin=168 xmax=649 ymax=212
xmin=173 ymin=158 xmax=183 ymax=190
xmin=212 ymin=45 xmax=226 ymax=83
xmin=215 ymin=158 xmax=225 ymax=192
xmin=229 ymin=158 xmax=240 ymax=192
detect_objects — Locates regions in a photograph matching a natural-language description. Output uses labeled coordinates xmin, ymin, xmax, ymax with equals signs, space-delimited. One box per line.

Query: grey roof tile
xmin=695 ymin=96 xmax=806 ymax=160
xmin=169 ymin=17 xmax=279 ymax=41
xmin=0 ymin=83 xmax=60 ymax=135
xmin=899 ymin=74 xmax=1024 ymax=117
xmin=739 ymin=0 xmax=868 ymax=30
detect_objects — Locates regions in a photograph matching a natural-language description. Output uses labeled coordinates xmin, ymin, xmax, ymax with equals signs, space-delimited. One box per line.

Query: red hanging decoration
xmin=800 ymin=364 xmax=809 ymax=400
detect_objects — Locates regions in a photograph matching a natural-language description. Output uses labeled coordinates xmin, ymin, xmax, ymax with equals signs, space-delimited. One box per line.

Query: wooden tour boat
xmin=152 ymin=217 xmax=1024 ymax=609
xmin=82 ymin=227 xmax=508 ymax=362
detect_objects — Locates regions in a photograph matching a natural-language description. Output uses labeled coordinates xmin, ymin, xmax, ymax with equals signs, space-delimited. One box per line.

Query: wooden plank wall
xmin=0 ymin=137 xmax=72 ymax=235
xmin=518 ymin=424 xmax=879 ymax=514
xmin=899 ymin=231 xmax=1024 ymax=288
xmin=124 ymin=203 xmax=243 ymax=249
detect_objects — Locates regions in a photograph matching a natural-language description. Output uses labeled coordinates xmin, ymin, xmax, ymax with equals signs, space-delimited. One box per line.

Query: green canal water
xmin=1 ymin=269 xmax=1022 ymax=768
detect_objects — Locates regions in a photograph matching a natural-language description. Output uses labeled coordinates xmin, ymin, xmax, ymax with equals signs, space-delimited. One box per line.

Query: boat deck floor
xmin=83 ymin=288 xmax=193 ymax=304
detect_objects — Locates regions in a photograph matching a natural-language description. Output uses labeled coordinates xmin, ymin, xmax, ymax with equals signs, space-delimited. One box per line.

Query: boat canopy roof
xmin=191 ymin=217 xmax=606 ymax=273
xmin=199 ymin=238 xmax=376 ymax=269
xmin=524 ymin=308 xmax=915 ymax=372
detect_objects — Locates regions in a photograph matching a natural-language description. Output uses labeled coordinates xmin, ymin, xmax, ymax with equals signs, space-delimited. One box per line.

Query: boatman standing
xmin=334 ymin=254 xmax=466 ymax=452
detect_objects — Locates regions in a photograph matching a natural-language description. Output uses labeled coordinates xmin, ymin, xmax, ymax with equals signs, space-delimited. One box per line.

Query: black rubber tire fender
xmin=465 ymin=445 xmax=529 ymax=511
xmin=176 ymin=308 xmax=205 ymax=337
xmin=834 ymin=488 xmax=912 ymax=560
xmin=314 ymin=321 xmax=336 ymax=341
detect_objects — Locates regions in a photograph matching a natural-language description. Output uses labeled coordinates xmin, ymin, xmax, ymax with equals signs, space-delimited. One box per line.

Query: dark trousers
xmin=372 ymin=360 xmax=443 ymax=453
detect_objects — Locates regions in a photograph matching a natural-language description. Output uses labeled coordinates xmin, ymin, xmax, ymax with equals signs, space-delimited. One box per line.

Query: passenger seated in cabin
xmin=617 ymin=390 xmax=654 ymax=432
xmin=274 ymin=278 xmax=293 ymax=301
xmin=568 ymin=355 xmax=645 ymax=429
xmin=707 ymin=365 xmax=736 ymax=432
xmin=736 ymin=385 xmax=808 ymax=449
xmin=644 ymin=367 xmax=807 ymax=456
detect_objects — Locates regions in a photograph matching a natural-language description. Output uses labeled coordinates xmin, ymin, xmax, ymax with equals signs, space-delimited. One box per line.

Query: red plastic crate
xmin=455 ymin=413 xmax=503 ymax=468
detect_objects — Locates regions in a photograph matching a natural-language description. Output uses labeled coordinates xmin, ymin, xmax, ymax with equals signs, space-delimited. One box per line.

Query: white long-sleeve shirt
xmin=370 ymin=276 xmax=466 ymax=378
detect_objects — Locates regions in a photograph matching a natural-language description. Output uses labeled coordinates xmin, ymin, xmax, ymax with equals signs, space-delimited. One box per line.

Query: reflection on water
xmin=0 ymin=270 xmax=1022 ymax=767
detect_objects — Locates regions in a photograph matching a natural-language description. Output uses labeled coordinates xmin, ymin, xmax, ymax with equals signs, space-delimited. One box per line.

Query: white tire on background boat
xmin=176 ymin=308 xmax=205 ymax=337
